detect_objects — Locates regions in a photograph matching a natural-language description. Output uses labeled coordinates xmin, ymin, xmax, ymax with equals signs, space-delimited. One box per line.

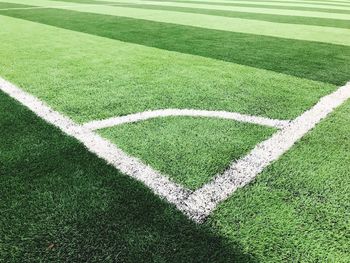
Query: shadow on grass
xmin=0 ymin=91 xmax=257 ymax=262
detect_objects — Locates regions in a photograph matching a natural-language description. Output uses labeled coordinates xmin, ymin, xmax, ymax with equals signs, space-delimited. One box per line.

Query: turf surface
xmin=0 ymin=91 xmax=253 ymax=263
xmin=0 ymin=2 xmax=30 ymax=7
xmin=99 ymin=117 xmax=276 ymax=189
xmin=209 ymin=99 xmax=350 ymax=262
xmin=1 ymin=0 xmax=350 ymax=261
xmin=89 ymin=2 xmax=350 ymax=29
xmin=125 ymin=0 xmax=350 ymax=14
xmin=1 ymin=76 xmax=349 ymax=262
xmin=1 ymin=7 xmax=349 ymax=85
xmin=0 ymin=15 xmax=335 ymax=122
xmin=4 ymin=0 xmax=350 ymax=46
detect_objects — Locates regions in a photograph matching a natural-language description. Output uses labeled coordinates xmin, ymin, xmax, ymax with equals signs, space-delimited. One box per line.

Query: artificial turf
xmin=1 ymin=71 xmax=349 ymax=263
xmin=3 ymin=0 xmax=350 ymax=47
xmin=89 ymin=2 xmax=350 ymax=29
xmin=0 ymin=91 xmax=254 ymax=263
xmin=126 ymin=0 xmax=350 ymax=14
xmin=1 ymin=0 xmax=350 ymax=261
xmin=0 ymin=15 xmax=335 ymax=122
xmin=99 ymin=117 xmax=276 ymax=189
xmin=0 ymin=2 xmax=30 ymax=8
xmin=1 ymin=7 xmax=349 ymax=85
xmin=209 ymin=98 xmax=350 ymax=262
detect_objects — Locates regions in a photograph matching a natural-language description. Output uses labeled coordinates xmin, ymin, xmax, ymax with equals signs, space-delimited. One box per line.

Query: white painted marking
xmin=1 ymin=77 xmax=349 ymax=223
xmin=83 ymin=109 xmax=290 ymax=130
xmin=0 ymin=78 xmax=192 ymax=207
xmin=180 ymin=81 xmax=350 ymax=222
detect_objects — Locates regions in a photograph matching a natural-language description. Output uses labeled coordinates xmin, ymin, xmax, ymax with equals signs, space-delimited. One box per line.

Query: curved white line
xmin=82 ymin=109 xmax=290 ymax=130
xmin=181 ymin=81 xmax=350 ymax=221
xmin=2 ymin=76 xmax=349 ymax=223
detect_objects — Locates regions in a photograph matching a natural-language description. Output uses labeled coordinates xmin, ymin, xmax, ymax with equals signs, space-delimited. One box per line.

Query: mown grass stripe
xmin=178 ymin=0 xmax=350 ymax=8
xmin=273 ymin=0 xmax=350 ymax=3
xmin=96 ymin=3 xmax=350 ymax=29
xmin=183 ymin=0 xmax=350 ymax=4
xmin=6 ymin=0 xmax=350 ymax=19
xmin=71 ymin=0 xmax=350 ymax=11
xmin=1 ymin=8 xmax=349 ymax=85
xmin=3 ymin=0 xmax=350 ymax=46
xmin=108 ymin=0 xmax=350 ymax=13
xmin=0 ymin=14 xmax=336 ymax=121
xmin=75 ymin=0 xmax=350 ymax=19
xmin=147 ymin=0 xmax=350 ymax=4
xmin=0 ymin=2 xmax=33 ymax=8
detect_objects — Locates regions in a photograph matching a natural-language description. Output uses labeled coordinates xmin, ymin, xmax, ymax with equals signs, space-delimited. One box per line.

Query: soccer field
xmin=1 ymin=0 xmax=350 ymax=262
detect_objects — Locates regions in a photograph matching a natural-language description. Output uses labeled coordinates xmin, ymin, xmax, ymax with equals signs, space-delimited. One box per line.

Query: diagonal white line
xmin=179 ymin=82 xmax=350 ymax=222
xmin=0 ymin=78 xmax=192 ymax=206
xmin=1 ymin=77 xmax=350 ymax=223
xmin=82 ymin=109 xmax=290 ymax=130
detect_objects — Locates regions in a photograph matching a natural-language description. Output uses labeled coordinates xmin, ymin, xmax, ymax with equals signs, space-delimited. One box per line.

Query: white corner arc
xmin=1 ymin=77 xmax=350 ymax=223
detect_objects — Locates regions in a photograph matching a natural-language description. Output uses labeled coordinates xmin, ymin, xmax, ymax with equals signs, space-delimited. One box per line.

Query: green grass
xmin=1 ymin=75 xmax=350 ymax=263
xmin=4 ymin=0 xmax=350 ymax=46
xmin=0 ymin=15 xmax=335 ymax=122
xmin=0 ymin=91 xmax=255 ymax=263
xmin=47 ymin=0 xmax=350 ymax=29
xmin=208 ymin=99 xmax=350 ymax=262
xmin=99 ymin=117 xmax=275 ymax=189
xmin=1 ymin=0 xmax=350 ymax=261
xmin=95 ymin=2 xmax=350 ymax=29
xmin=1 ymin=7 xmax=349 ymax=85
xmin=131 ymin=0 xmax=350 ymax=14
xmin=0 ymin=2 xmax=31 ymax=8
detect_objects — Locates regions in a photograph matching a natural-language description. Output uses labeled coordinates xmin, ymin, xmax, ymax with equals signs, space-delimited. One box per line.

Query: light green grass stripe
xmin=276 ymin=0 xmax=350 ymax=3
xmin=97 ymin=0 xmax=350 ymax=17
xmin=148 ymin=0 xmax=350 ymax=8
xmin=0 ymin=14 xmax=334 ymax=122
xmin=5 ymin=0 xmax=350 ymax=19
xmin=112 ymin=0 xmax=350 ymax=11
xmin=3 ymin=0 xmax=350 ymax=46
xmin=91 ymin=3 xmax=350 ymax=29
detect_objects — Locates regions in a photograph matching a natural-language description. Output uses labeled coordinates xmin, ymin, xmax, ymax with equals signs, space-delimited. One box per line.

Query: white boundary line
xmin=1 ymin=77 xmax=350 ymax=223
xmin=180 ymin=81 xmax=350 ymax=221
xmin=83 ymin=109 xmax=290 ymax=130
xmin=0 ymin=78 xmax=192 ymax=205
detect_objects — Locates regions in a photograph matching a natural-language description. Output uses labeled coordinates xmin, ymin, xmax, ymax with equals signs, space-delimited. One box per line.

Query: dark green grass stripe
xmin=0 ymin=90 xmax=254 ymax=262
xmin=244 ymin=0 xmax=350 ymax=4
xmin=46 ymin=0 xmax=350 ymax=28
xmin=0 ymin=8 xmax=349 ymax=85
xmin=48 ymin=0 xmax=350 ymax=28
xmin=0 ymin=2 xmax=34 ymax=8
xmin=54 ymin=0 xmax=350 ymax=8
xmin=49 ymin=0 xmax=350 ymax=14
xmin=265 ymin=0 xmax=350 ymax=8
xmin=104 ymin=3 xmax=350 ymax=29
xmin=131 ymin=0 xmax=350 ymax=14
